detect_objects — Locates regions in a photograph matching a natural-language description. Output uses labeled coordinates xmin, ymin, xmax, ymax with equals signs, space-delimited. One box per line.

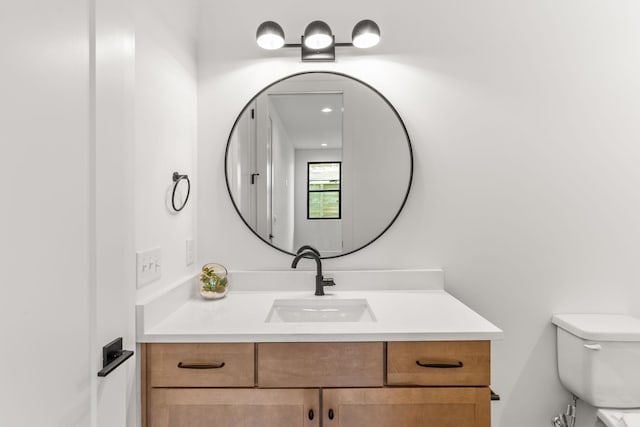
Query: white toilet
xmin=552 ymin=314 xmax=640 ymax=427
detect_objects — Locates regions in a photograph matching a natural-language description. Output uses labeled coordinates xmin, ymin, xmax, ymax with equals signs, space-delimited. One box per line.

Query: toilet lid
xmin=552 ymin=314 xmax=640 ymax=341
xmin=598 ymin=409 xmax=640 ymax=427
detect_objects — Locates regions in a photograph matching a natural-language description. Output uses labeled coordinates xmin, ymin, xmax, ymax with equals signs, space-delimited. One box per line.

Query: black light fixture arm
xmin=282 ymin=42 xmax=354 ymax=48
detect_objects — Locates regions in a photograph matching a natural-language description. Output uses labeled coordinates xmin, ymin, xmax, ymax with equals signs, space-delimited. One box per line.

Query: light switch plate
xmin=136 ymin=247 xmax=162 ymax=288
xmin=186 ymin=239 xmax=195 ymax=266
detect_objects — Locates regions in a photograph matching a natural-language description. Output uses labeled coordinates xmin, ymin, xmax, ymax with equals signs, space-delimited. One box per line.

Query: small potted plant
xmin=199 ymin=263 xmax=228 ymax=300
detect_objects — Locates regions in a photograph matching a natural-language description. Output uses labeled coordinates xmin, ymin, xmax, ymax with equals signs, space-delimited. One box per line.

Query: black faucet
xmin=296 ymin=245 xmax=321 ymax=257
xmin=291 ymin=247 xmax=335 ymax=296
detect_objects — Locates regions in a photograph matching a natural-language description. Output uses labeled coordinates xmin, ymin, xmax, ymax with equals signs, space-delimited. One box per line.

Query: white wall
xmin=0 ymin=2 xmax=93 ymax=425
xmin=632 ymin=281 xmax=640 ymax=322
xmin=197 ymin=2 xmax=640 ymax=426
xmin=134 ymin=0 xmax=199 ymax=301
xmin=633 ymin=288 xmax=640 ymax=317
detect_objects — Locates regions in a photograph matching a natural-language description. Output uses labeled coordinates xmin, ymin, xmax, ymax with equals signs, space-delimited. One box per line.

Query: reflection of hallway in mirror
xmin=269 ymin=92 xmax=344 ymax=256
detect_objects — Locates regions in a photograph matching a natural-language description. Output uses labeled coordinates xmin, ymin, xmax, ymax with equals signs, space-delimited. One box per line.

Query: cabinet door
xmin=149 ymin=388 xmax=319 ymax=427
xmin=322 ymin=387 xmax=490 ymax=427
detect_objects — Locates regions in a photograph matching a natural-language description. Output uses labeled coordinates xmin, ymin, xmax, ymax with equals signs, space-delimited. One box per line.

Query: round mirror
xmin=225 ymin=71 xmax=413 ymax=258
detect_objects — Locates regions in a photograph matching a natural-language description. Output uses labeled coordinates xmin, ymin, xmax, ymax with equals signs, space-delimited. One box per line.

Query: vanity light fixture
xmin=304 ymin=20 xmax=333 ymax=50
xmin=256 ymin=19 xmax=381 ymax=62
xmin=352 ymin=19 xmax=381 ymax=48
xmin=256 ymin=21 xmax=285 ymax=50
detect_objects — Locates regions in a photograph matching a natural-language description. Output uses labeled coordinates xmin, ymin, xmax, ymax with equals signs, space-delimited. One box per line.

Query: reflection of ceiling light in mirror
xmin=321 ymin=143 xmax=328 ymax=147
xmin=321 ymin=107 xmax=333 ymax=113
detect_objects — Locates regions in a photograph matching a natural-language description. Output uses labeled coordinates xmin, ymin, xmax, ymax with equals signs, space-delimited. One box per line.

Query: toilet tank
xmin=552 ymin=314 xmax=640 ymax=408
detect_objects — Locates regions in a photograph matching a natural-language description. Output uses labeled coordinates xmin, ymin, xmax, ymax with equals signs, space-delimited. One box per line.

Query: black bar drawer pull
xmin=97 ymin=337 xmax=134 ymax=377
xmin=177 ymin=361 xmax=225 ymax=369
xmin=416 ymin=360 xmax=464 ymax=368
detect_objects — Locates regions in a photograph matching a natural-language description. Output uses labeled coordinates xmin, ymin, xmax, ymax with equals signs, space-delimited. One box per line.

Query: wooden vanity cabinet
xmin=143 ymin=341 xmax=491 ymax=427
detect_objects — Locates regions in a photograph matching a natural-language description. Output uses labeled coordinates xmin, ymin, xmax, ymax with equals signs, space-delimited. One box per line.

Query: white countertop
xmin=136 ymin=270 xmax=503 ymax=343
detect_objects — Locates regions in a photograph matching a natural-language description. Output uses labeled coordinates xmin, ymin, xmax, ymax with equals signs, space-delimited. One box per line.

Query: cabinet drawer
xmin=148 ymin=343 xmax=255 ymax=387
xmin=387 ymin=341 xmax=490 ymax=386
xmin=258 ymin=342 xmax=383 ymax=388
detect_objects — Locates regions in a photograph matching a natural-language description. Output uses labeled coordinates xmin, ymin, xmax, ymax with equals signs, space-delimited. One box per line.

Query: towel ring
xmin=172 ymin=172 xmax=191 ymax=212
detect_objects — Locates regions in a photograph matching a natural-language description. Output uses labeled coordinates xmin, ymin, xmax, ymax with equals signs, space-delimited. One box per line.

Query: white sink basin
xmin=266 ymin=298 xmax=376 ymax=323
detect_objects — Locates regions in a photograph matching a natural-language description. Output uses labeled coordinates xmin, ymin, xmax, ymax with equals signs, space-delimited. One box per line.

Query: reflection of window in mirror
xmin=307 ymin=162 xmax=341 ymax=220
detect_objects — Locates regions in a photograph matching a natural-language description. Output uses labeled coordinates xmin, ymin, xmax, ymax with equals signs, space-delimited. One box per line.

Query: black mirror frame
xmin=224 ymin=71 xmax=413 ymax=259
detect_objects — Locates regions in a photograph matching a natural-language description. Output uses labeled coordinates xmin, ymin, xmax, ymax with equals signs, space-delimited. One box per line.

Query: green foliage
xmin=200 ymin=267 xmax=228 ymax=293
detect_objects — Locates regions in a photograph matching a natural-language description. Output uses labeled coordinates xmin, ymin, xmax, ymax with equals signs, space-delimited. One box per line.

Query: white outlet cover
xmin=186 ymin=239 xmax=195 ymax=266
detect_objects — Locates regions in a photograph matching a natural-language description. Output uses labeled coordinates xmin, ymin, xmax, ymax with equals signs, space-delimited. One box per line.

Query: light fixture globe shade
xmin=256 ymin=21 xmax=285 ymax=50
xmin=352 ymin=19 xmax=380 ymax=48
xmin=303 ymin=20 xmax=333 ymax=49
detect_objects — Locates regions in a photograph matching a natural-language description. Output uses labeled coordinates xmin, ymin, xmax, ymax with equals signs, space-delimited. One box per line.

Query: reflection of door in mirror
xmin=227 ymin=101 xmax=257 ymax=229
